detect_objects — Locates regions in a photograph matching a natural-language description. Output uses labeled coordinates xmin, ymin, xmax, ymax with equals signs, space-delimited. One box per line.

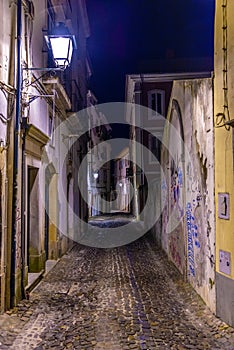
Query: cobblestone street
xmin=0 ymin=233 xmax=233 ymax=350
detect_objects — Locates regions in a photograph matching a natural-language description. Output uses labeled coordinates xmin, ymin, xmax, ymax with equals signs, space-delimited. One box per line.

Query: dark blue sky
xmin=87 ymin=0 xmax=215 ymax=103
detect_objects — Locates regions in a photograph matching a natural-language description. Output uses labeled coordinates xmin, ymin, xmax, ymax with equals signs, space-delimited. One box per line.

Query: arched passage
xmin=162 ymin=99 xmax=186 ymax=275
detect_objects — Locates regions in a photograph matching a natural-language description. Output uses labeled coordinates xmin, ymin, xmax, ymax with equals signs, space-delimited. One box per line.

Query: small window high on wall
xmin=148 ymin=89 xmax=165 ymax=119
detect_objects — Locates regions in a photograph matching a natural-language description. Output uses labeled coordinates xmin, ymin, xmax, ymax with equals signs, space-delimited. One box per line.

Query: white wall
xmin=161 ymin=78 xmax=216 ymax=312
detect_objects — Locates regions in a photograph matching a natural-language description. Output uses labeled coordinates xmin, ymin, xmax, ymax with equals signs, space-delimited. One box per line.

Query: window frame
xmin=147 ymin=89 xmax=165 ymax=120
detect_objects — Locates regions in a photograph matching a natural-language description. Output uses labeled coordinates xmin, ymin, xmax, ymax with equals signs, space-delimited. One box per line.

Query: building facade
xmin=161 ymin=76 xmax=215 ymax=313
xmin=0 ymin=0 xmax=91 ymax=311
xmin=125 ymin=1 xmax=234 ymax=328
xmin=125 ymin=74 xmax=167 ymax=220
xmin=126 ymin=72 xmax=216 ymax=315
xmin=125 ymin=73 xmax=209 ymax=221
xmin=87 ymin=91 xmax=112 ymax=217
xmin=113 ymin=147 xmax=131 ymax=212
xmin=214 ymin=0 xmax=234 ymax=326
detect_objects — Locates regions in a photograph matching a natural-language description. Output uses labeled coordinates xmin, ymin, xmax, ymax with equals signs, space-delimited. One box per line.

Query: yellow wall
xmin=214 ymin=0 xmax=234 ymax=279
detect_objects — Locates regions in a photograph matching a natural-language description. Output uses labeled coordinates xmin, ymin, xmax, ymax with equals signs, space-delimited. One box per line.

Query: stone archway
xmin=164 ymin=99 xmax=186 ymax=275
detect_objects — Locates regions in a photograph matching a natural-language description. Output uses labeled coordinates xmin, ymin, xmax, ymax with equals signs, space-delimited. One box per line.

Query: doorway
xmin=27 ymin=166 xmax=40 ymax=272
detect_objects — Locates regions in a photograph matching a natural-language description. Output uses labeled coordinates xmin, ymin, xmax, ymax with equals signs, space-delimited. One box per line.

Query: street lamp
xmin=94 ymin=172 xmax=99 ymax=180
xmin=44 ymin=22 xmax=77 ymax=69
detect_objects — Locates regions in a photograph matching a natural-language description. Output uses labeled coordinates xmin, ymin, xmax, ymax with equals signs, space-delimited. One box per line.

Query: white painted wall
xmin=161 ymin=78 xmax=216 ymax=312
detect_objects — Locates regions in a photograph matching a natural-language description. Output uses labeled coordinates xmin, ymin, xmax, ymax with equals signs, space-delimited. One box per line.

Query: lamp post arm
xmin=23 ymin=67 xmax=64 ymax=71
xmin=23 ymin=67 xmax=65 ymax=88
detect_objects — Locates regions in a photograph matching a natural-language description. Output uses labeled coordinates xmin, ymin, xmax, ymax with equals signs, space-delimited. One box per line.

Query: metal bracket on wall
xmin=22 ymin=67 xmax=63 ymax=88
xmin=224 ymin=119 xmax=234 ymax=127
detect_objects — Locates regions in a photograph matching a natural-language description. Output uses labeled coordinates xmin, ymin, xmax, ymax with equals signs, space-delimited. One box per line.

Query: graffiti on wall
xmin=160 ymin=82 xmax=215 ymax=308
xmin=161 ymin=179 xmax=167 ymax=207
xmin=166 ymin=104 xmax=185 ymax=274
xmin=161 ymin=178 xmax=168 ymax=251
xmin=168 ymin=159 xmax=185 ymax=273
xmin=186 ymin=199 xmax=206 ymax=287
xmin=186 ymin=202 xmax=196 ymax=277
xmin=169 ymin=232 xmax=183 ymax=270
xmin=170 ymin=159 xmax=183 ymax=220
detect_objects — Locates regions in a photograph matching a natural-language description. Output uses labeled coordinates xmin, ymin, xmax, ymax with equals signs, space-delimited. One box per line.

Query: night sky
xmin=86 ymin=0 xmax=215 ymax=103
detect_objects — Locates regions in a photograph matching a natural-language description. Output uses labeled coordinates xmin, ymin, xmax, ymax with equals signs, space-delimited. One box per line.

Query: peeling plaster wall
xmin=161 ymin=78 xmax=216 ymax=312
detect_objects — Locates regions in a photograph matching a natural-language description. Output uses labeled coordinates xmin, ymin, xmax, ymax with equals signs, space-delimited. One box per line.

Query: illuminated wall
xmin=214 ymin=0 xmax=234 ymax=326
xmin=161 ymin=77 xmax=216 ymax=312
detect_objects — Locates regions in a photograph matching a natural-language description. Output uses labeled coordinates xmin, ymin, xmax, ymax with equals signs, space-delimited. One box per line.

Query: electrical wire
xmin=216 ymin=0 xmax=231 ymax=130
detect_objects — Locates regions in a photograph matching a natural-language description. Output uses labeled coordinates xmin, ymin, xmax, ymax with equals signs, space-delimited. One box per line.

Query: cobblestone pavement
xmin=0 ymin=233 xmax=233 ymax=349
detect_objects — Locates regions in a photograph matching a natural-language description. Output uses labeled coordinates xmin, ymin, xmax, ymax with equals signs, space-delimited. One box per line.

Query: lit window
xmin=148 ymin=89 xmax=165 ymax=119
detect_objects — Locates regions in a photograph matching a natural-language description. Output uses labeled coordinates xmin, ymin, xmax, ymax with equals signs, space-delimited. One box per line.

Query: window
xmin=148 ymin=89 xmax=165 ymax=119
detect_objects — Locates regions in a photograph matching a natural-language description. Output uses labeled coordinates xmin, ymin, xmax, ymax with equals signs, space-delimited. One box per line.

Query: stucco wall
xmin=161 ymin=78 xmax=216 ymax=312
xmin=214 ymin=0 xmax=234 ymax=326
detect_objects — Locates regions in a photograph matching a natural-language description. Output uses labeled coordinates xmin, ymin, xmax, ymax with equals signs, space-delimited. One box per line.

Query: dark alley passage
xmin=0 ymin=236 xmax=233 ymax=350
xmin=1 ymin=0 xmax=234 ymax=341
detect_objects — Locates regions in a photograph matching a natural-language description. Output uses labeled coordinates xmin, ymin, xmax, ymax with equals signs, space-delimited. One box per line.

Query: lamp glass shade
xmin=49 ymin=36 xmax=73 ymax=68
xmin=44 ymin=22 xmax=76 ymax=69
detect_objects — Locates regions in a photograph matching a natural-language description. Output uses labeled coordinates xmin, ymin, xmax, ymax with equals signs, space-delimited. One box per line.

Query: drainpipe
xmin=20 ymin=4 xmax=32 ymax=301
xmin=10 ymin=0 xmax=22 ymax=307
xmin=20 ymin=129 xmax=26 ymax=300
xmin=2 ymin=176 xmax=8 ymax=312
xmin=132 ymin=129 xmax=139 ymax=220
xmin=133 ymin=83 xmax=142 ymax=221
xmin=5 ymin=0 xmax=16 ymax=310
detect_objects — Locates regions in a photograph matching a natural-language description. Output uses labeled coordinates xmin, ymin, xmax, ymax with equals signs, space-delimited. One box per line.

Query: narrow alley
xmin=0 ymin=226 xmax=233 ymax=350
